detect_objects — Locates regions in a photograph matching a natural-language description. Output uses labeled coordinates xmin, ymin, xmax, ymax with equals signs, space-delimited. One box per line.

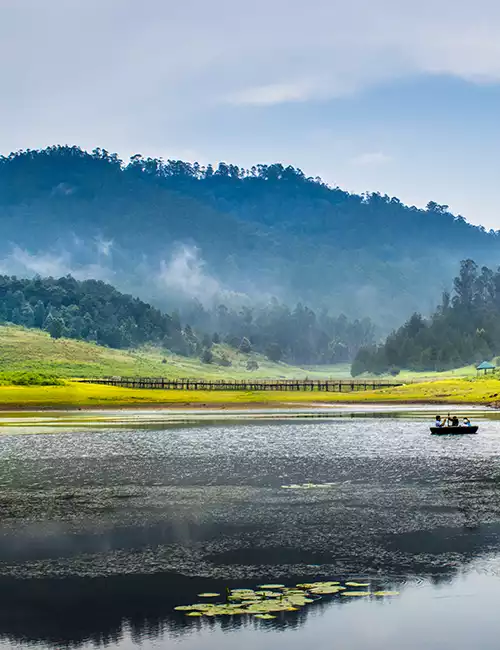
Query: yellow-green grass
xmin=0 ymin=377 xmax=499 ymax=409
xmin=303 ymin=364 xmax=479 ymax=380
xmin=0 ymin=325 xmax=342 ymax=380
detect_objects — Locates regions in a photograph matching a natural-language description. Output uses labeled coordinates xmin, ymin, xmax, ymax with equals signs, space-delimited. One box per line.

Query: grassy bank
xmin=0 ymin=376 xmax=498 ymax=409
xmin=0 ymin=324 xmax=485 ymax=382
xmin=0 ymin=325 xmax=352 ymax=380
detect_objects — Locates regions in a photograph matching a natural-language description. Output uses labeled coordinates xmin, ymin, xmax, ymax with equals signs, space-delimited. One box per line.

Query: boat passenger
xmin=452 ymin=415 xmax=459 ymax=427
xmin=463 ymin=417 xmax=472 ymax=427
xmin=435 ymin=415 xmax=444 ymax=428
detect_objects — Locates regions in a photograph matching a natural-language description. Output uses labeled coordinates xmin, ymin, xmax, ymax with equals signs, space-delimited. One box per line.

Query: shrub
xmin=239 ymin=337 xmax=252 ymax=354
xmin=201 ymin=348 xmax=213 ymax=364
xmin=265 ymin=342 xmax=282 ymax=362
xmin=0 ymin=371 xmax=64 ymax=386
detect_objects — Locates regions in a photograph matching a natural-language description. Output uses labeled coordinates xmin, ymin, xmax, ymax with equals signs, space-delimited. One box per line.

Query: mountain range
xmin=1 ymin=145 xmax=498 ymax=330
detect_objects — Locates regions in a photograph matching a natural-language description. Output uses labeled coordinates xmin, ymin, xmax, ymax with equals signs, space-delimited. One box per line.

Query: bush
xmin=246 ymin=359 xmax=259 ymax=371
xmin=265 ymin=342 xmax=283 ymax=362
xmin=201 ymin=348 xmax=213 ymax=364
xmin=388 ymin=366 xmax=401 ymax=376
xmin=350 ymin=359 xmax=365 ymax=377
xmin=0 ymin=372 xmax=64 ymax=386
xmin=239 ymin=337 xmax=252 ymax=354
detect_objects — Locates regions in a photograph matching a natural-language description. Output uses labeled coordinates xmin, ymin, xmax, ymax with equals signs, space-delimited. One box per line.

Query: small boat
xmin=430 ymin=426 xmax=478 ymax=435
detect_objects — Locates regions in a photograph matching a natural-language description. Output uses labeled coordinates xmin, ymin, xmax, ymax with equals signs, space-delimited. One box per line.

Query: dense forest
xmin=352 ymin=260 xmax=500 ymax=375
xmin=1 ymin=146 xmax=499 ymax=327
xmin=0 ymin=275 xmax=373 ymax=366
xmin=0 ymin=275 xmax=181 ymax=350
xmin=184 ymin=300 xmax=375 ymax=364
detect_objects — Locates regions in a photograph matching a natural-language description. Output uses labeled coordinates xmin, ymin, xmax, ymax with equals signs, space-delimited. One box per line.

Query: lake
xmin=1 ymin=406 xmax=500 ymax=649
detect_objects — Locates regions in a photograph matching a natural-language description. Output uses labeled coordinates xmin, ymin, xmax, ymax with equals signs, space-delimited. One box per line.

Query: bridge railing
xmin=76 ymin=377 xmax=407 ymax=392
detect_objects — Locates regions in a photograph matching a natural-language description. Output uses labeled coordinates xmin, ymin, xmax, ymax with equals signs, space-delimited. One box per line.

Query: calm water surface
xmin=1 ymin=408 xmax=500 ymax=649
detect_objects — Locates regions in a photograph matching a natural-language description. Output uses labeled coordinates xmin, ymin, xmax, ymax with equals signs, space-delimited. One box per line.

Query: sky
xmin=1 ymin=0 xmax=500 ymax=227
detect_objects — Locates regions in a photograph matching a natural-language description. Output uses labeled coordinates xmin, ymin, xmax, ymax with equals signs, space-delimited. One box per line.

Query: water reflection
xmin=1 ymin=567 xmax=500 ymax=649
xmin=0 ymin=413 xmax=500 ymax=648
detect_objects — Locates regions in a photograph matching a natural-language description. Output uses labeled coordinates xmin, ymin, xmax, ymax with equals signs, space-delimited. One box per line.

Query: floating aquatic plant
xmin=373 ymin=591 xmax=400 ymax=597
xmin=176 ymin=578 xmax=400 ymax=620
xmin=198 ymin=593 xmax=220 ymax=598
xmin=341 ymin=591 xmax=371 ymax=597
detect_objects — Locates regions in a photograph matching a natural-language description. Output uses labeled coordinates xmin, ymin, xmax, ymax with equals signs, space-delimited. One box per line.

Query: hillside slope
xmin=1 ymin=147 xmax=499 ymax=325
xmin=0 ymin=325 xmax=347 ymax=379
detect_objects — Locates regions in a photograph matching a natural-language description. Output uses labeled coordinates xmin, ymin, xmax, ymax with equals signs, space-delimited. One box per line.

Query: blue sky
xmin=1 ymin=0 xmax=500 ymax=227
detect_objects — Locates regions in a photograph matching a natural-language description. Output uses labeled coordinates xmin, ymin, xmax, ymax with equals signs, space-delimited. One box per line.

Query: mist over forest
xmin=1 ymin=145 xmax=500 ymax=359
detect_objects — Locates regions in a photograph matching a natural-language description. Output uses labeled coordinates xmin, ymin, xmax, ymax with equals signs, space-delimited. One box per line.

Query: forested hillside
xmin=1 ymin=146 xmax=499 ymax=326
xmin=352 ymin=259 xmax=500 ymax=374
xmin=0 ymin=275 xmax=373 ymax=365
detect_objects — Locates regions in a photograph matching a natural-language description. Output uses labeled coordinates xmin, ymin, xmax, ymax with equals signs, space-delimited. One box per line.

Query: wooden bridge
xmin=78 ymin=377 xmax=405 ymax=392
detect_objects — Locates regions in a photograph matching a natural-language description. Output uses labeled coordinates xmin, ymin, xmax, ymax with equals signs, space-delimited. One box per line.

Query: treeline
xmin=184 ymin=300 xmax=375 ymax=365
xmin=352 ymin=259 xmax=500 ymax=375
xmin=0 ymin=275 xmax=374 ymax=366
xmin=0 ymin=275 xmax=184 ymax=350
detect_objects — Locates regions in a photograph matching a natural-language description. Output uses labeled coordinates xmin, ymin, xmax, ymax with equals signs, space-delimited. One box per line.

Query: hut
xmin=476 ymin=361 xmax=496 ymax=375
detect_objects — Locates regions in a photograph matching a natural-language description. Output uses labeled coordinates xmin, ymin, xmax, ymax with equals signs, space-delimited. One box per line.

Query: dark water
xmin=1 ymin=409 xmax=500 ymax=648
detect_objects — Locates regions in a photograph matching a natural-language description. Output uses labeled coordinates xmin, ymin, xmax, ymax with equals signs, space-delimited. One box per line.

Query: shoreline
xmin=0 ymin=377 xmax=498 ymax=411
xmin=0 ymin=399 xmax=489 ymax=412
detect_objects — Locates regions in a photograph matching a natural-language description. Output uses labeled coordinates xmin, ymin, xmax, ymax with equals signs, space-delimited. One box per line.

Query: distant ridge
xmin=1 ymin=145 xmax=498 ymax=326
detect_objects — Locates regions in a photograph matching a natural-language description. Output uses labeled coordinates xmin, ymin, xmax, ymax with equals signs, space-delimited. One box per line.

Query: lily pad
xmin=254 ymin=614 xmax=276 ymax=620
xmin=197 ymin=593 xmax=220 ymax=598
xmin=258 ymin=584 xmax=285 ymax=589
xmin=373 ymin=591 xmax=400 ymax=597
xmin=310 ymin=587 xmax=342 ymax=595
xmin=345 ymin=582 xmax=370 ymax=587
xmin=341 ymin=591 xmax=371 ymax=597
xmin=186 ymin=612 xmax=203 ymax=617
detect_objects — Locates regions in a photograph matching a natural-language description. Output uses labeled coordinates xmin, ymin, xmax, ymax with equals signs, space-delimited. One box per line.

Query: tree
xmin=20 ymin=303 xmax=34 ymax=327
xmin=201 ymin=348 xmax=213 ymax=364
xmin=453 ymin=259 xmax=478 ymax=307
xmin=33 ymin=301 xmax=46 ymax=328
xmin=10 ymin=307 xmax=22 ymax=325
xmin=48 ymin=316 xmax=65 ymax=339
xmin=239 ymin=337 xmax=252 ymax=353
xmin=265 ymin=342 xmax=283 ymax=362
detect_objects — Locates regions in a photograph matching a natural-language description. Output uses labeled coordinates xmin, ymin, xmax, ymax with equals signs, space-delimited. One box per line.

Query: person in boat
xmin=463 ymin=417 xmax=472 ymax=427
xmin=435 ymin=415 xmax=444 ymax=428
xmin=451 ymin=415 xmax=459 ymax=427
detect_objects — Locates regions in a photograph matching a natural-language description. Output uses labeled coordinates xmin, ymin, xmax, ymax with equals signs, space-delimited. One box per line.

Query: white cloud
xmin=158 ymin=245 xmax=221 ymax=302
xmin=1 ymin=0 xmax=500 ymax=148
xmin=227 ymin=81 xmax=325 ymax=106
xmin=157 ymin=245 xmax=247 ymax=307
xmin=351 ymin=152 xmax=392 ymax=166
xmin=0 ymin=247 xmax=112 ymax=282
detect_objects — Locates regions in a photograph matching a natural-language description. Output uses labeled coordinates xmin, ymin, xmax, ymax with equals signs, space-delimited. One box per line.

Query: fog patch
xmin=0 ymin=246 xmax=113 ymax=282
xmin=157 ymin=244 xmax=247 ymax=307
